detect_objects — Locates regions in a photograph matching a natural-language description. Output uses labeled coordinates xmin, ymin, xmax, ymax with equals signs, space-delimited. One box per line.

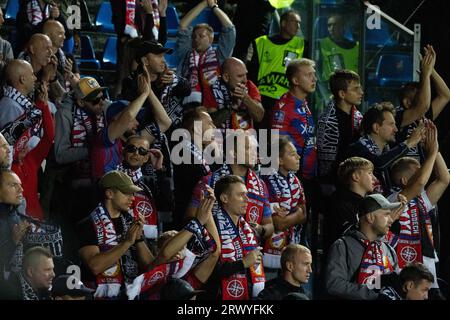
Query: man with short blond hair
xmin=257 ymin=244 xmax=312 ymax=300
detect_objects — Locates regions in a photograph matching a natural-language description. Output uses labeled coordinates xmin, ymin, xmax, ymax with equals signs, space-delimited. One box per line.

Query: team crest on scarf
xmin=215 ymin=207 xmax=265 ymax=299
xmin=262 ymin=171 xmax=304 ymax=268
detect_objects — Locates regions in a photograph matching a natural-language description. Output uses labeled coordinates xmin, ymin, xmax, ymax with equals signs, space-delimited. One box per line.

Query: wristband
xmin=134 ymin=237 xmax=145 ymax=244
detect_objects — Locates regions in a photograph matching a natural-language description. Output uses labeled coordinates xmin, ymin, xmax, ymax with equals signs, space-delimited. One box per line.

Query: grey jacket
xmin=175 ymin=25 xmax=236 ymax=79
xmin=54 ymin=93 xmax=89 ymax=165
xmin=325 ymin=229 xmax=398 ymax=300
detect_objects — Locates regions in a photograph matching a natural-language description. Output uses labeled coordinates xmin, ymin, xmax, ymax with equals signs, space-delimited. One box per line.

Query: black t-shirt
xmin=76 ymin=215 xmax=126 ymax=284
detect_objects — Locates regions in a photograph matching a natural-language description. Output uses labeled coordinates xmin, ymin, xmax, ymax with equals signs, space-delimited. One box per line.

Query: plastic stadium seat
xmin=373 ymin=54 xmax=413 ymax=87
xmin=78 ymin=35 xmax=101 ymax=69
xmin=4 ymin=0 xmax=19 ymax=22
xmin=314 ymin=16 xmax=354 ymax=41
xmin=63 ymin=37 xmax=74 ymax=54
xmin=191 ymin=8 xmax=221 ymax=35
xmin=166 ymin=6 xmax=180 ymax=37
xmin=366 ymin=20 xmax=397 ymax=49
xmin=164 ymin=39 xmax=178 ymax=69
xmin=102 ymin=36 xmax=118 ymax=69
xmin=95 ymin=1 xmax=114 ymax=33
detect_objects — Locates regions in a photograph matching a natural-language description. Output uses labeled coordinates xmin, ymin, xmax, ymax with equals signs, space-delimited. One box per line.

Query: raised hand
xmin=197 ymin=186 xmax=216 ymax=225
xmin=406 ymin=121 xmax=425 ymax=148
xmin=36 ymin=81 xmax=49 ymax=104
xmin=158 ymin=0 xmax=168 ymax=15
xmin=243 ymin=247 xmax=262 ymax=268
xmin=148 ymin=148 xmax=164 ymax=170
xmin=12 ymin=220 xmax=30 ymax=245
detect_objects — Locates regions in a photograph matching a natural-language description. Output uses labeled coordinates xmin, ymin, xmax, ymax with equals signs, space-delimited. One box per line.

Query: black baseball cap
xmin=51 ymin=274 xmax=94 ymax=298
xmin=136 ymin=40 xmax=173 ymax=60
xmin=160 ymin=278 xmax=204 ymax=300
xmin=358 ymin=194 xmax=401 ymax=217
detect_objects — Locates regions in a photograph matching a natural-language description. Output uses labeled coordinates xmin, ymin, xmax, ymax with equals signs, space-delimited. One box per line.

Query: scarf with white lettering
xmin=117 ymin=164 xmax=158 ymax=239
xmin=262 ymin=171 xmax=304 ymax=268
xmin=215 ymin=207 xmax=265 ymax=300
xmin=160 ymin=74 xmax=184 ymax=128
xmin=185 ymin=218 xmax=217 ymax=256
xmin=317 ymin=99 xmax=362 ymax=180
xmin=26 ymin=0 xmax=50 ymax=26
xmin=0 ymin=86 xmax=42 ymax=160
xmin=392 ymin=194 xmax=433 ymax=268
xmin=126 ymin=249 xmax=196 ymax=300
xmin=71 ymin=106 xmax=104 ymax=147
xmin=90 ymin=204 xmax=138 ymax=299
xmin=357 ymin=239 xmax=394 ymax=285
xmin=217 ymin=164 xmax=266 ymax=225
xmin=183 ymin=139 xmax=211 ymax=175
xmin=183 ymin=46 xmax=221 ymax=105
xmin=211 ymin=79 xmax=253 ymax=130
xmin=124 ymin=0 xmax=138 ymax=38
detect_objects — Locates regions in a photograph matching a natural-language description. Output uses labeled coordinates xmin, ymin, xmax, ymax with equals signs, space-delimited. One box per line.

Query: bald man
xmin=42 ymin=20 xmax=80 ymax=89
xmin=0 ymin=133 xmax=11 ymax=169
xmin=0 ymin=59 xmax=37 ymax=129
xmin=17 ymin=33 xmax=53 ymax=76
xmin=204 ymin=57 xmax=264 ymax=130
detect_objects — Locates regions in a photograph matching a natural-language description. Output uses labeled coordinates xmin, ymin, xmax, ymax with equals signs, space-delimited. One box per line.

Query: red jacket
xmin=12 ymin=100 xmax=54 ymax=220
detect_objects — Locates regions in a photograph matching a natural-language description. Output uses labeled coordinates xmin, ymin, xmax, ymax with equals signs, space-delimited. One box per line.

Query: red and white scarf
xmin=90 ymin=204 xmax=138 ymax=299
xmin=263 ymin=171 xmax=304 ymax=268
xmin=71 ymin=106 xmax=104 ymax=147
xmin=150 ymin=0 xmax=160 ymax=39
xmin=26 ymin=0 xmax=50 ymax=26
xmin=215 ymin=208 xmax=265 ymax=300
xmin=395 ymin=196 xmax=433 ymax=268
xmin=124 ymin=0 xmax=138 ymax=38
xmin=184 ymin=46 xmax=221 ymax=105
xmin=357 ymin=239 xmax=394 ymax=285
xmin=0 ymin=86 xmax=42 ymax=160
xmin=126 ymin=249 xmax=196 ymax=300
xmin=116 ymin=164 xmax=158 ymax=239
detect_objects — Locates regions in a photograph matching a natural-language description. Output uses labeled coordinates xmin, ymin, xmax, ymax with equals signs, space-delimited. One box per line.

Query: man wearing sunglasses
xmin=90 ymin=68 xmax=169 ymax=182
xmin=50 ymin=77 xmax=109 ymax=229
xmin=116 ymin=135 xmax=164 ymax=241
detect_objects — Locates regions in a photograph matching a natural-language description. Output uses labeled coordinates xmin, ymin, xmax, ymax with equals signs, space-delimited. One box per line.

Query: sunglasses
xmin=87 ymin=95 xmax=105 ymax=105
xmin=125 ymin=144 xmax=149 ymax=156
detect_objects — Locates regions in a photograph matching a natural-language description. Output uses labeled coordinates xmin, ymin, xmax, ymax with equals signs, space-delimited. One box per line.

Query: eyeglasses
xmin=125 ymin=144 xmax=149 ymax=156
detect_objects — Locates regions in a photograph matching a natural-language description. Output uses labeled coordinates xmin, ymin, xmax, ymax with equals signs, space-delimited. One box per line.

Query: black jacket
xmin=257 ymin=277 xmax=309 ymax=300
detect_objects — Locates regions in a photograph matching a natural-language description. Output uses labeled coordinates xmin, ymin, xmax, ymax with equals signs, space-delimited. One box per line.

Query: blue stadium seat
xmin=102 ymin=36 xmax=118 ymax=69
xmin=4 ymin=0 xmax=19 ymax=22
xmin=373 ymin=54 xmax=413 ymax=87
xmin=167 ymin=6 xmax=180 ymax=37
xmin=63 ymin=37 xmax=74 ymax=54
xmin=164 ymin=39 xmax=178 ymax=69
xmin=95 ymin=1 xmax=114 ymax=33
xmin=314 ymin=16 xmax=354 ymax=41
xmin=366 ymin=20 xmax=397 ymax=49
xmin=78 ymin=35 xmax=101 ymax=69
xmin=191 ymin=8 xmax=221 ymax=35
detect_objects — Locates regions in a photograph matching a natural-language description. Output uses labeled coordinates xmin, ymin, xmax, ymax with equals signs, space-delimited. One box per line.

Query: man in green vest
xmin=247 ymin=9 xmax=305 ymax=129
xmin=316 ymin=14 xmax=359 ymax=106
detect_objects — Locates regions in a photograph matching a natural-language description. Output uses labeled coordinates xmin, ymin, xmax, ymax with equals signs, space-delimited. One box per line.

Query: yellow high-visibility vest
xmin=319 ymin=36 xmax=359 ymax=81
xmin=255 ymin=35 xmax=304 ymax=99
